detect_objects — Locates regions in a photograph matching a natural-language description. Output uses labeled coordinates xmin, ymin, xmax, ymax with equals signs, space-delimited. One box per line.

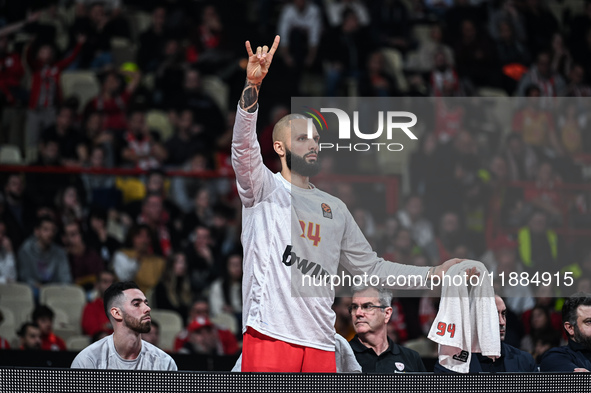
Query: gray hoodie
xmin=17 ymin=235 xmax=71 ymax=286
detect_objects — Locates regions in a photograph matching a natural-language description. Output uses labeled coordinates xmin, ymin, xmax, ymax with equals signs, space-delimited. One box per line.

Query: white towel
xmin=427 ymin=260 xmax=500 ymax=373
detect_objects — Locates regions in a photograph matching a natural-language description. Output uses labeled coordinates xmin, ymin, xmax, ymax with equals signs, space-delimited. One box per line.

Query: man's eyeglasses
xmin=348 ymin=303 xmax=389 ymax=314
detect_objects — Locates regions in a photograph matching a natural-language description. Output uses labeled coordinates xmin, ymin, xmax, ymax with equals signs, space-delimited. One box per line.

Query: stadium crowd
xmin=0 ymin=0 xmax=591 ymax=369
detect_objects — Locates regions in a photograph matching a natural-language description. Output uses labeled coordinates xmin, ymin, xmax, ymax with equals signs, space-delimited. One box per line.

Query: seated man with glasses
xmin=348 ymin=286 xmax=426 ymax=373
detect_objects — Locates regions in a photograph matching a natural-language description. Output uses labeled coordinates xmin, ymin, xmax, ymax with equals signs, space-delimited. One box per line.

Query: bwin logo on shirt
xmin=304 ymin=107 xmax=418 ymax=152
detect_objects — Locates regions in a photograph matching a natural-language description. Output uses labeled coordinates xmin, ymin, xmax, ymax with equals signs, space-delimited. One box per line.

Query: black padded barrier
xmin=1 ymin=368 xmax=590 ymax=393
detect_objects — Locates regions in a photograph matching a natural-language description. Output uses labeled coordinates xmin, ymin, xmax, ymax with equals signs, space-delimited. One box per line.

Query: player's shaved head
xmin=272 ymin=113 xmax=308 ymax=143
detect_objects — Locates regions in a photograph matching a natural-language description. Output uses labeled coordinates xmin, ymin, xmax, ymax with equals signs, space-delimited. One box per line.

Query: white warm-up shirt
xmin=232 ymin=106 xmax=430 ymax=351
xmin=71 ymin=334 xmax=177 ymax=370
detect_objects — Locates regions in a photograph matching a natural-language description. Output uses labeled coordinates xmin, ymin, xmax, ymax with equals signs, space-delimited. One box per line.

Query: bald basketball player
xmin=232 ymin=35 xmax=463 ymax=372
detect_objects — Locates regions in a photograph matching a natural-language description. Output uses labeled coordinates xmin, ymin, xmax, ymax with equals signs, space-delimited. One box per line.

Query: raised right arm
xmin=231 ymin=36 xmax=280 ymax=207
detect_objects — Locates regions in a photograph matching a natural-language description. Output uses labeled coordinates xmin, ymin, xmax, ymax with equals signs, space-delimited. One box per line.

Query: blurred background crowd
xmin=0 ymin=0 xmax=591 ymax=365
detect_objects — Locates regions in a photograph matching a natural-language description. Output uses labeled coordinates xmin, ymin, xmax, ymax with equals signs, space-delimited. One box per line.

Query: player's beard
xmin=574 ymin=324 xmax=591 ymax=350
xmin=123 ymin=312 xmax=151 ymax=334
xmin=286 ymin=148 xmax=321 ymax=177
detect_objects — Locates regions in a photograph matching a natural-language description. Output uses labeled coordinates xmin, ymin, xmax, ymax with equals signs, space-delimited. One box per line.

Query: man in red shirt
xmin=81 ymin=270 xmax=116 ymax=337
xmin=173 ymin=298 xmax=238 ymax=355
xmin=25 ymin=35 xmax=85 ymax=149
xmin=32 ymin=305 xmax=66 ymax=351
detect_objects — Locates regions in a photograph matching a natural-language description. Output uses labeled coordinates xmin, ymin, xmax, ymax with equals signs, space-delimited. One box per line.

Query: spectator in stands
xmin=112 ymin=224 xmax=166 ymax=295
xmin=164 ymin=109 xmax=208 ymax=167
xmin=81 ymin=270 xmax=115 ymax=337
xmin=41 ymin=106 xmax=87 ymax=167
xmin=435 ymin=212 xmax=464 ymax=263
xmin=549 ymin=33 xmax=572 ymax=79
xmin=184 ymin=225 xmax=221 ymax=294
xmin=209 ymin=206 xmax=238 ymax=259
xmin=32 ymin=305 xmax=66 ymax=351
xmin=55 ymin=186 xmax=87 ymax=227
xmin=86 ymin=208 xmax=121 ymax=265
xmin=321 ymin=8 xmax=373 ymax=96
xmin=540 ymin=293 xmax=591 ymax=372
xmin=369 ymin=0 xmax=415 ymax=54
xmin=333 ymin=296 xmax=355 ymax=342
xmin=153 ymin=37 xmax=186 ymax=108
xmin=502 ymin=133 xmax=538 ymax=181
xmin=153 ymin=252 xmax=193 ymax=323
xmin=62 ymin=221 xmax=104 ymax=291
xmin=406 ymin=24 xmax=454 ymax=74
xmin=180 ymin=187 xmax=215 ymax=239
xmin=0 ymin=34 xmax=25 ymax=106
xmin=436 ymin=296 xmax=537 ymax=372
xmin=209 ymin=253 xmax=242 ymax=323
xmin=123 ymin=169 xmax=180 ymax=225
xmin=71 ymin=281 xmax=177 ymax=370
xmin=358 ymin=51 xmax=399 ymax=97
xmin=24 ymin=35 xmax=85 ymax=149
xmin=81 ymin=145 xmax=117 ymax=205
xmin=383 ymin=228 xmax=417 ymax=265
xmin=517 ymin=210 xmax=561 ymax=277
xmin=0 ymin=220 xmax=16 ymax=284
xmin=349 ymin=286 xmax=426 ymax=372
xmin=569 ymin=0 xmax=591 ymax=52
xmin=453 ymin=19 xmax=500 ymax=89
xmin=521 ymin=0 xmax=559 ymax=55
xmin=511 ymin=87 xmax=562 ymax=158
xmin=396 ymin=195 xmax=438 ymax=262
xmin=81 ymin=111 xmax=116 ymax=167
xmin=522 ymin=161 xmax=563 ymax=224
xmin=142 ymin=319 xmax=160 ymax=348
xmin=120 ymin=108 xmax=167 ymax=169
xmin=277 ymin=0 xmax=322 ymax=93
xmin=85 ymin=69 xmax=140 ymax=133
xmin=481 ymin=235 xmax=535 ymax=314
xmin=430 ymin=50 xmax=463 ymax=97
xmin=409 ymin=132 xmax=439 ymax=200
xmin=137 ymin=6 xmax=168 ymax=73
xmin=520 ymin=305 xmax=562 ymax=355
xmin=26 ymin=136 xmax=81 ymax=208
xmin=556 ymin=101 xmax=586 ymax=158
xmin=178 ymin=316 xmax=231 ymax=356
xmin=17 ymin=322 xmax=42 ymax=350
xmin=75 ymin=0 xmax=126 ymax=25
xmin=163 ymin=68 xmax=222 ymax=135
xmin=69 ymin=2 xmax=115 ymax=69
xmin=1 ymin=173 xmax=36 ymax=250
xmin=325 ymin=0 xmax=370 ymax=28
xmin=173 ymin=297 xmax=239 ymax=354
xmin=495 ymin=20 xmax=531 ymax=93
xmin=517 ymin=52 xmax=565 ymax=97
xmin=136 ymin=193 xmax=173 ymax=257
xmin=18 ymin=215 xmax=72 ymax=292
xmin=488 ymin=0 xmax=526 ymax=44
xmin=562 ymin=64 xmax=591 ymax=97
xmin=186 ymin=4 xmax=230 ymax=73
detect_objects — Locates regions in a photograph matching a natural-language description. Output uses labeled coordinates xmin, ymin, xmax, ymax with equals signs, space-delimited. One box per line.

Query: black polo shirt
xmin=349 ymin=335 xmax=427 ymax=373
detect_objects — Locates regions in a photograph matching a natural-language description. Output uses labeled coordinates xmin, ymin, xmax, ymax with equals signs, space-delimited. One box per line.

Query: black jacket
xmin=540 ymin=339 xmax=591 ymax=372
xmin=434 ymin=342 xmax=537 ymax=373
